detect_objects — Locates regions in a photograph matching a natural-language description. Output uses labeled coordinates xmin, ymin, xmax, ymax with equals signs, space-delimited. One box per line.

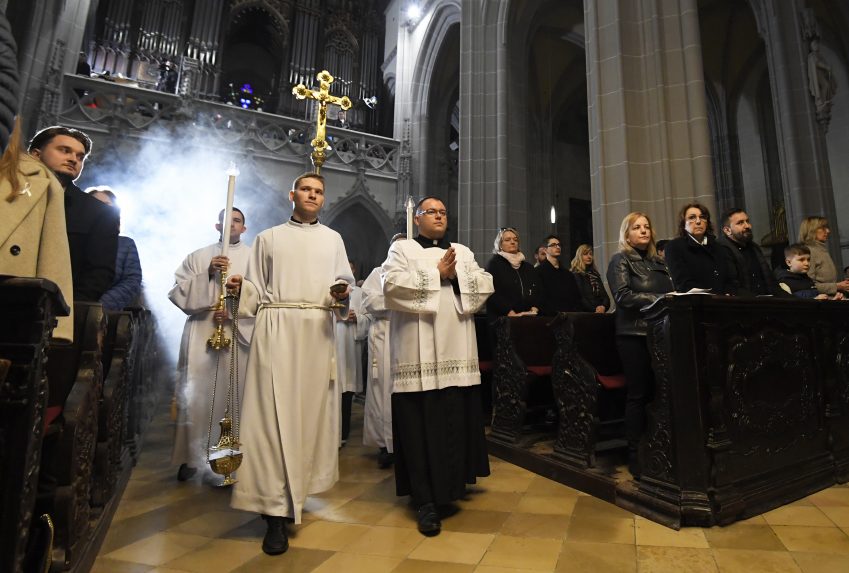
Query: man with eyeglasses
xmin=535 ymin=234 xmax=584 ymax=315
xmin=381 ymin=196 xmax=494 ymax=536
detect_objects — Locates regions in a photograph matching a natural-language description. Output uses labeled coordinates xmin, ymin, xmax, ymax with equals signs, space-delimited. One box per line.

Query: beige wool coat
xmin=0 ymin=154 xmax=73 ymax=342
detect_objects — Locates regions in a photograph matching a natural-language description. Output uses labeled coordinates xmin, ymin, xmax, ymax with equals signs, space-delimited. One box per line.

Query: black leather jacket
xmin=606 ymin=250 xmax=674 ymax=336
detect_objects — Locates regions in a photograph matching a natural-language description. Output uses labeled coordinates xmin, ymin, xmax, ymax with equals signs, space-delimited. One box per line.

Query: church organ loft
xmin=83 ymin=0 xmax=391 ymax=135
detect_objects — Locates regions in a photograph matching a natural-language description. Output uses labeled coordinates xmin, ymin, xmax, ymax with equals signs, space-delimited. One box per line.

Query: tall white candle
xmin=405 ymin=196 xmax=414 ymax=240
xmin=221 ymin=163 xmax=239 ymax=260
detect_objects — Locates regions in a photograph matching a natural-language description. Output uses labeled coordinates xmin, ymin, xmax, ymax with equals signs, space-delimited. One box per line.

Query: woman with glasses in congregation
xmin=663 ymin=203 xmax=736 ymax=294
xmin=606 ymin=212 xmax=674 ymax=478
xmin=485 ymin=227 xmax=539 ymax=321
xmin=535 ymin=234 xmax=584 ymax=316
xmin=570 ymin=244 xmax=610 ymax=313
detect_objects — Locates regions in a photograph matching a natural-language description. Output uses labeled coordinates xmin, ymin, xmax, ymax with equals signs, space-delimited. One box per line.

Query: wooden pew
xmin=0 ymin=277 xmax=69 ymax=573
xmin=490 ymin=315 xmax=556 ymax=444
xmin=549 ymin=312 xmax=626 ymax=469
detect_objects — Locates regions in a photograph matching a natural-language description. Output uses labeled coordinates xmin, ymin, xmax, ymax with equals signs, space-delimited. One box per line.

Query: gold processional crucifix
xmin=292 ymin=70 xmax=352 ymax=173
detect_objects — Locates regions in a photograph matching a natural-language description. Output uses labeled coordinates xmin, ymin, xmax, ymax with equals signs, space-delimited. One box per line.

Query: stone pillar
xmin=754 ymin=0 xmax=842 ymax=265
xmin=584 ymin=0 xmax=715 ymax=270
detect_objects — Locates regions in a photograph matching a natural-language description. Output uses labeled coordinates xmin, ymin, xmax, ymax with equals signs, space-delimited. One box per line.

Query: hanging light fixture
xmin=550 ymin=205 xmax=556 ymax=225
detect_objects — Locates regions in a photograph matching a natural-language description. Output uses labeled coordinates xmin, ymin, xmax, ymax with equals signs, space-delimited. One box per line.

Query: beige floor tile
xmin=163 ymin=538 xmax=263 ymax=572
xmin=313 ymin=480 xmax=374 ymax=500
xmin=478 ymin=535 xmax=562 ymax=571
xmin=771 ymin=525 xmax=849 ymax=554
xmin=476 ymin=473 xmax=535 ymax=493
xmin=342 ymin=525 xmax=424 ymax=557
xmin=524 ymin=477 xmax=583 ymax=498
xmin=288 ymin=520 xmax=370 ymax=551
xmin=554 ymin=541 xmax=636 ymax=573
xmin=149 ymin=568 xmax=194 ymax=573
xmin=820 ymin=506 xmax=849 ymax=527
xmin=169 ymin=510 xmax=257 ymax=538
xmin=475 ymin=566 xmax=547 ymax=573
xmin=376 ymin=505 xmax=419 ymax=529
xmin=807 ymin=489 xmax=849 ymax=507
xmin=301 ymin=496 xmax=355 ymax=520
xmin=391 ymin=559 xmax=475 ymax=573
xmin=500 ymin=513 xmax=570 ymax=539
xmin=356 ymin=477 xmax=402 ymax=503
xmin=791 ymin=551 xmax=849 ymax=573
xmin=229 ymin=547 xmax=334 ymax=573
xmin=735 ymin=515 xmax=768 ymax=525
xmin=318 ymin=499 xmax=398 ymax=525
xmin=565 ymin=515 xmax=635 ymax=545
xmin=635 ymin=516 xmax=710 ymax=548
xmin=442 ymin=509 xmax=511 ymax=534
xmin=515 ymin=495 xmax=577 ymax=516
xmin=458 ymin=491 xmax=523 ymax=512
xmin=637 ymin=546 xmax=718 ymax=573
xmin=407 ymin=530 xmax=495 ymax=564
xmin=220 ymin=515 xmax=265 ymax=541
xmin=762 ymin=505 xmax=835 ymax=527
xmin=311 ymin=552 xmax=402 ymax=573
xmin=569 ymin=495 xmax=633 ymax=520
xmin=712 ymin=549 xmax=801 ymax=573
xmin=90 ymin=558 xmax=154 ymax=572
xmin=703 ymin=524 xmax=785 ymax=550
xmin=102 ymin=532 xmax=212 ymax=567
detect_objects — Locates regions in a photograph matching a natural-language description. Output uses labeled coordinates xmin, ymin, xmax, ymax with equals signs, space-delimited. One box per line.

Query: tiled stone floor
xmin=94 ymin=402 xmax=849 ymax=572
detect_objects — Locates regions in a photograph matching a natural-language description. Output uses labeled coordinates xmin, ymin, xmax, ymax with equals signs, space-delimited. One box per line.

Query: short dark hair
xmin=677 ymin=202 xmax=714 ymax=238
xmin=721 ymin=208 xmax=747 ymax=229
xmin=784 ymin=243 xmax=810 ymax=258
xmin=218 ymin=206 xmax=246 ymax=225
xmin=292 ymin=172 xmax=324 ymax=191
xmin=416 ymin=196 xmax=445 ymax=211
xmin=28 ymin=125 xmax=93 ymax=156
xmin=656 ymin=239 xmax=669 ymax=252
xmin=543 ymin=234 xmax=561 ymax=247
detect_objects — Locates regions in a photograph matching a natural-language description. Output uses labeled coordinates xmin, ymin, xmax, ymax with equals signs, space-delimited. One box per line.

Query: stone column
xmin=753 ymin=0 xmax=842 ymax=265
xmin=584 ymin=0 xmax=715 ymax=270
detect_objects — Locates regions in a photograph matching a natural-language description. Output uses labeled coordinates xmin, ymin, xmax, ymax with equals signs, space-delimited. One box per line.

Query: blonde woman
xmin=606 ymin=212 xmax=673 ymax=479
xmin=570 ymin=244 xmax=609 ymax=313
xmin=799 ymin=216 xmax=849 ymax=295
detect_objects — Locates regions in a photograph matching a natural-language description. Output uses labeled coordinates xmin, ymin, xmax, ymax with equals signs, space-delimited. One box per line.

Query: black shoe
xmin=377 ymin=448 xmax=394 ymax=469
xmin=261 ymin=516 xmax=289 ymax=555
xmin=416 ymin=503 xmax=441 ymax=536
xmin=177 ymin=464 xmax=197 ymax=481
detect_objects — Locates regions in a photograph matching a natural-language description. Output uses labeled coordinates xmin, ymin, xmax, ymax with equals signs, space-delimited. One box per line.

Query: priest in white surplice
xmin=169 ymin=208 xmax=254 ymax=482
xmin=382 ymin=197 xmax=494 ymax=536
xmin=361 ymin=233 xmax=405 ymax=468
xmin=335 ymin=264 xmax=369 ymax=445
xmin=227 ymin=173 xmax=354 ymax=556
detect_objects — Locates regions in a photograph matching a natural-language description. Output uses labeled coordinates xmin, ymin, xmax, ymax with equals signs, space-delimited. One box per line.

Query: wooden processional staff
xmin=205 ymin=164 xmax=243 ymax=486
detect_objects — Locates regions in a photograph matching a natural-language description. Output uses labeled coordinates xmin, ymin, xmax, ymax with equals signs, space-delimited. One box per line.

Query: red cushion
xmin=597 ymin=373 xmax=626 ymax=390
xmin=478 ymin=361 xmax=493 ymax=373
xmin=44 ymin=406 xmax=63 ymax=430
xmin=526 ymin=366 xmax=552 ymax=377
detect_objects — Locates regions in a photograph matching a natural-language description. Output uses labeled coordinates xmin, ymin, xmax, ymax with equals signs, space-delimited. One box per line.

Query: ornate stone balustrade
xmin=56 ymin=74 xmax=400 ymax=178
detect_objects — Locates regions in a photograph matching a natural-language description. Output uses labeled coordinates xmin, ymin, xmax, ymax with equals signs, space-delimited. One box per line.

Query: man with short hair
xmin=534 ymin=244 xmax=547 ymax=267
xmin=535 ymin=234 xmax=584 ymax=314
xmin=28 ymin=126 xmax=118 ymax=301
xmin=717 ymin=208 xmax=783 ymax=297
xmin=169 ymin=208 xmax=253 ymax=482
xmin=382 ymin=197 xmax=493 ymax=536
xmin=227 ymin=173 xmax=354 ymax=555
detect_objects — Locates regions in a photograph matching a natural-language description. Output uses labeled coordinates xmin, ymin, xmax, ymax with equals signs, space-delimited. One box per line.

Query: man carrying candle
xmin=381 ymin=196 xmax=494 ymax=536
xmin=169 ymin=208 xmax=254 ymax=482
xmin=227 ymin=172 xmax=354 ymax=555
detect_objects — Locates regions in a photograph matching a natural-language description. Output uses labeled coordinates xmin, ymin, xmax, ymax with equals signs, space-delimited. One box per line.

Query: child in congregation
xmin=775 ymin=243 xmax=844 ymax=300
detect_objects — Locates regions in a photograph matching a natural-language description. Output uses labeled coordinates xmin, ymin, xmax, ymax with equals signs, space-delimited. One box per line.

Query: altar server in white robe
xmin=227 ymin=173 xmax=354 ymax=556
xmin=169 ymin=208 xmax=254 ymax=482
xmin=361 ymin=233 xmax=405 ymax=468
xmin=336 ymin=262 xmax=370 ymax=445
xmin=382 ymin=197 xmax=493 ymax=536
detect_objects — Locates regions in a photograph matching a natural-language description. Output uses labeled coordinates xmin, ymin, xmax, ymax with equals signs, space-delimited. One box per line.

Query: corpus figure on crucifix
xmin=292 ymin=70 xmax=352 ymax=172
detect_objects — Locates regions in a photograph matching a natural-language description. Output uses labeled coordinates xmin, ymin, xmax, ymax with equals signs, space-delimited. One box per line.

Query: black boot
xmin=377 ymin=447 xmax=394 ymax=469
xmin=261 ymin=515 xmax=289 ymax=555
xmin=177 ymin=464 xmax=197 ymax=481
xmin=416 ymin=502 xmax=441 ymax=536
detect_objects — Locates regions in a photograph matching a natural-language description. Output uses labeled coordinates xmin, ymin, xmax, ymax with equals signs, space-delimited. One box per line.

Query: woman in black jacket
xmin=570 ymin=244 xmax=610 ymax=313
xmin=485 ymin=227 xmax=539 ymax=320
xmin=663 ymin=203 xmax=735 ymax=294
xmin=606 ymin=212 xmax=674 ymax=478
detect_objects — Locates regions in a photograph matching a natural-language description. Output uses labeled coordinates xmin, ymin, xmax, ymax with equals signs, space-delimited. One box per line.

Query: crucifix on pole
xmin=292 ymin=70 xmax=352 ymax=173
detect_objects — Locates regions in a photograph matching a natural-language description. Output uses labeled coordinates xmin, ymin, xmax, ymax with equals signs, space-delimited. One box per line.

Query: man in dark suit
xmin=716 ymin=208 xmax=784 ymax=297
xmin=28 ymin=126 xmax=118 ymax=301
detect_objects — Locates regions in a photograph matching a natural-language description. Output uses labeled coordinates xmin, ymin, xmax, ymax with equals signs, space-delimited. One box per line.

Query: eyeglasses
xmin=417 ymin=209 xmax=447 ymax=217
xmin=686 ymin=214 xmax=709 ymax=222
xmin=547 ymin=242 xmax=561 ymax=248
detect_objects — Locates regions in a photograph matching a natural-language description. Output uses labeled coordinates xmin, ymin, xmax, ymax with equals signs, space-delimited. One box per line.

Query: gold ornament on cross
xmin=292 ymin=70 xmax=352 ymax=173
